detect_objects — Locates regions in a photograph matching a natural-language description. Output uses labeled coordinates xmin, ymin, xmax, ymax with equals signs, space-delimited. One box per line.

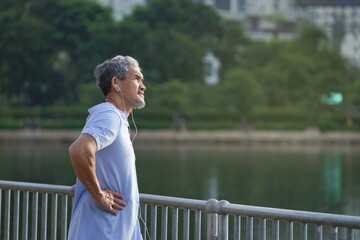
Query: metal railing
xmin=1 ymin=180 xmax=360 ymax=240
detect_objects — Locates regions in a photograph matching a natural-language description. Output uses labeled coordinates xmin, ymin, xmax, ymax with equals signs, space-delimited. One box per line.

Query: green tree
xmin=0 ymin=0 xmax=58 ymax=105
xmin=153 ymin=79 xmax=189 ymax=130
xmin=221 ymin=68 xmax=265 ymax=118
xmin=0 ymin=0 xmax=118 ymax=105
xmin=31 ymin=0 xmax=118 ymax=103
xmin=240 ymin=26 xmax=353 ymax=115
xmin=115 ymin=0 xmax=247 ymax=85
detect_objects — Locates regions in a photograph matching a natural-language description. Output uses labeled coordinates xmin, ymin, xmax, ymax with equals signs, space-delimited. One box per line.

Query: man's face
xmin=119 ymin=67 xmax=146 ymax=109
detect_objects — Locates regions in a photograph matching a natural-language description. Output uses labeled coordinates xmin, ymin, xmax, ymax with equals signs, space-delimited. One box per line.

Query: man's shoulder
xmin=88 ymin=103 xmax=123 ymax=120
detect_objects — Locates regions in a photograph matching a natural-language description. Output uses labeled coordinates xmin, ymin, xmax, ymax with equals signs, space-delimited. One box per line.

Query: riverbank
xmin=0 ymin=128 xmax=360 ymax=145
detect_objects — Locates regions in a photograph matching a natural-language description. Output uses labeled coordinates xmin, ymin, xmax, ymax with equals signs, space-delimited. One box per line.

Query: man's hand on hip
xmin=93 ymin=189 xmax=126 ymax=215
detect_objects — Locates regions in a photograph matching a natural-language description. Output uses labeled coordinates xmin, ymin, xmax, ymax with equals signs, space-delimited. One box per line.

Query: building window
xmin=237 ymin=0 xmax=246 ymax=12
xmin=215 ymin=0 xmax=230 ymax=11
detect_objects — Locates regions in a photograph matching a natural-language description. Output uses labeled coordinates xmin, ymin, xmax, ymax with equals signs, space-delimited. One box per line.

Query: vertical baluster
xmin=41 ymin=193 xmax=48 ymax=240
xmin=286 ymin=221 xmax=293 ymax=240
xmin=315 ymin=225 xmax=322 ymax=240
xmin=32 ymin=192 xmax=39 ymax=240
xmin=4 ymin=189 xmax=11 ymax=240
xmin=151 ymin=205 xmax=157 ymax=240
xmin=183 ymin=209 xmax=190 ymax=240
xmin=23 ymin=191 xmax=29 ymax=240
xmin=300 ymin=223 xmax=307 ymax=240
xmin=172 ymin=207 xmax=179 ymax=240
xmin=259 ymin=218 xmax=266 ymax=240
xmin=272 ymin=220 xmax=279 ymax=240
xmin=13 ymin=190 xmax=20 ymax=240
xmin=346 ymin=228 xmax=354 ymax=240
xmin=61 ymin=195 xmax=68 ymax=240
xmin=0 ymin=189 xmax=2 ymax=239
xmin=161 ymin=206 xmax=168 ymax=240
xmin=140 ymin=203 xmax=147 ymax=240
xmin=194 ymin=210 xmax=201 ymax=240
xmin=207 ymin=213 xmax=218 ymax=239
xmin=51 ymin=193 xmax=58 ymax=240
xmin=246 ymin=216 xmax=253 ymax=240
xmin=234 ymin=216 xmax=241 ymax=240
xmin=330 ymin=226 xmax=338 ymax=240
xmin=218 ymin=214 xmax=229 ymax=240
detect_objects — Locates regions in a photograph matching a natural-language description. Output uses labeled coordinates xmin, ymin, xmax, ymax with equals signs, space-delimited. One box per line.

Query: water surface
xmin=1 ymin=142 xmax=359 ymax=217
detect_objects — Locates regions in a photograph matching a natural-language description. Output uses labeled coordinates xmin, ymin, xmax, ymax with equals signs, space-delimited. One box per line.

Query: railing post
xmin=194 ymin=209 xmax=202 ymax=240
xmin=172 ymin=207 xmax=179 ymax=240
xmin=218 ymin=200 xmax=230 ymax=240
xmin=51 ymin=193 xmax=58 ymax=240
xmin=234 ymin=216 xmax=241 ymax=240
xmin=286 ymin=221 xmax=293 ymax=240
xmin=41 ymin=193 xmax=48 ymax=240
xmin=161 ymin=206 xmax=168 ymax=240
xmin=150 ymin=205 xmax=157 ymax=240
xmin=61 ymin=195 xmax=68 ymax=240
xmin=206 ymin=199 xmax=219 ymax=240
xmin=22 ymin=191 xmax=29 ymax=240
xmin=32 ymin=192 xmax=39 ymax=240
xmin=0 ymin=189 xmax=2 ymax=239
xmin=4 ymin=189 xmax=11 ymax=240
xmin=300 ymin=223 xmax=307 ymax=240
xmin=246 ymin=216 xmax=253 ymax=240
xmin=272 ymin=219 xmax=279 ymax=240
xmin=13 ymin=190 xmax=20 ymax=240
xmin=183 ymin=208 xmax=190 ymax=240
xmin=315 ymin=225 xmax=322 ymax=240
xmin=140 ymin=203 xmax=147 ymax=240
xmin=346 ymin=228 xmax=353 ymax=240
xmin=259 ymin=218 xmax=266 ymax=240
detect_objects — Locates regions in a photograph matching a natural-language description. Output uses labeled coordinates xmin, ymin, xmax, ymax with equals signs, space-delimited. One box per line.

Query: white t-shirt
xmin=68 ymin=102 xmax=142 ymax=240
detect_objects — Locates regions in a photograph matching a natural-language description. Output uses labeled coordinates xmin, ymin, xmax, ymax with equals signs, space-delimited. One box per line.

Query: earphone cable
xmin=117 ymin=86 xmax=137 ymax=143
xmin=138 ymin=205 xmax=151 ymax=240
xmin=131 ymin=111 xmax=138 ymax=143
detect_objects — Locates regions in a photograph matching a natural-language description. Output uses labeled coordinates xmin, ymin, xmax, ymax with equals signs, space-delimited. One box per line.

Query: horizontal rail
xmin=2 ymin=180 xmax=360 ymax=228
xmin=0 ymin=180 xmax=74 ymax=195
xmin=2 ymin=180 xmax=360 ymax=240
xmin=140 ymin=193 xmax=360 ymax=229
xmin=140 ymin=193 xmax=206 ymax=211
xmin=221 ymin=202 xmax=360 ymax=229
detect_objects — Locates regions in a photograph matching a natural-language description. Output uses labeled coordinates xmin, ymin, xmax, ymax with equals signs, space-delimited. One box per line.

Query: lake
xmin=1 ymin=141 xmax=360 ymax=217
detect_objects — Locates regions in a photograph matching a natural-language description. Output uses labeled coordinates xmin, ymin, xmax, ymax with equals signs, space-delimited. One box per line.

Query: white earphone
xmin=114 ymin=83 xmax=138 ymax=143
xmin=115 ymin=84 xmax=122 ymax=93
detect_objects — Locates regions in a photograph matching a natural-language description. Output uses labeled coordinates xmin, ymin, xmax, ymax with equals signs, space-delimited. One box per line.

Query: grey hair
xmin=94 ymin=55 xmax=140 ymax=97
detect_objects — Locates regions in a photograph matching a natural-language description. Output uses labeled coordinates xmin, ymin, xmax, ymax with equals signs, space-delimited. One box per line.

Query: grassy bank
xmin=0 ymin=106 xmax=359 ymax=132
xmin=1 ymin=129 xmax=360 ymax=145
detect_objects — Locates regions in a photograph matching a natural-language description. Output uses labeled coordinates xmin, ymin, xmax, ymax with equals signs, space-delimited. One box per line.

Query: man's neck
xmin=105 ymin=93 xmax=132 ymax=117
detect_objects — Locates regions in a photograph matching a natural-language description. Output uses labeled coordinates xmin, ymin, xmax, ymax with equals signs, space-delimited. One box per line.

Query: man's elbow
xmin=69 ymin=142 xmax=80 ymax=165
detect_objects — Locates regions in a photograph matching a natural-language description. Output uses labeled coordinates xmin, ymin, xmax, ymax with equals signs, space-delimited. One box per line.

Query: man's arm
xmin=69 ymin=134 xmax=126 ymax=215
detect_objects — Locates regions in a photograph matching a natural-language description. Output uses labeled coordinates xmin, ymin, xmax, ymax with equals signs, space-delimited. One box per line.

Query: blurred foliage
xmin=221 ymin=68 xmax=265 ymax=116
xmin=0 ymin=0 xmax=359 ymax=130
xmin=0 ymin=0 xmax=117 ymax=105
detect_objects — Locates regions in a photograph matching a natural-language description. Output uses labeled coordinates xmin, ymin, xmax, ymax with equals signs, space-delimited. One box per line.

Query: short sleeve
xmin=81 ymin=110 xmax=121 ymax=151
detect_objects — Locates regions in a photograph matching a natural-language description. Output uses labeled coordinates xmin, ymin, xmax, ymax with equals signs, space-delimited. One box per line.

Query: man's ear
xmin=111 ymin=77 xmax=118 ymax=89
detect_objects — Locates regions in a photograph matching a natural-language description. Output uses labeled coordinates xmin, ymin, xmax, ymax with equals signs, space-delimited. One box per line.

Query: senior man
xmin=68 ymin=55 xmax=146 ymax=240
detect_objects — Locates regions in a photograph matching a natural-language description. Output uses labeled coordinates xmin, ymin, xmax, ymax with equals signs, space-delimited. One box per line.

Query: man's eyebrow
xmin=135 ymin=74 xmax=144 ymax=80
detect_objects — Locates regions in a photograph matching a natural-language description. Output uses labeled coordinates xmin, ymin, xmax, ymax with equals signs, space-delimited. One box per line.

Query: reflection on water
xmin=323 ymin=153 xmax=342 ymax=205
xmin=1 ymin=142 xmax=360 ymax=217
xmin=206 ymin=166 xmax=219 ymax=200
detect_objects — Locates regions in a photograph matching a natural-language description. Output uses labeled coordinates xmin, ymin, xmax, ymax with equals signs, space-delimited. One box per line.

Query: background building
xmin=94 ymin=0 xmax=360 ymax=65
xmin=92 ymin=0 xmax=146 ymax=20
xmin=200 ymin=0 xmax=360 ymax=65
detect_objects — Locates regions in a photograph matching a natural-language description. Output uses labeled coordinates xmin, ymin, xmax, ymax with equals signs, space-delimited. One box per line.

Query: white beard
xmin=131 ymin=97 xmax=146 ymax=109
